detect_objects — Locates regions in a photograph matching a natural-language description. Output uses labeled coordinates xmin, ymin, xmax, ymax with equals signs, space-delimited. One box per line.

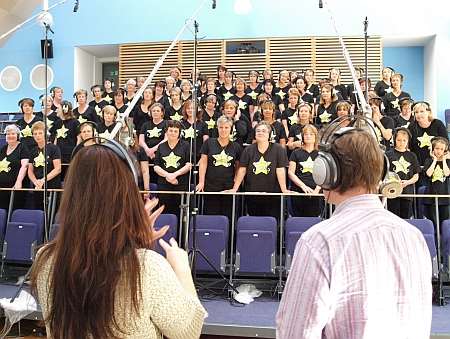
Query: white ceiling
xmin=0 ymin=0 xmax=41 ymax=46
xmin=79 ymin=44 xmax=119 ymax=59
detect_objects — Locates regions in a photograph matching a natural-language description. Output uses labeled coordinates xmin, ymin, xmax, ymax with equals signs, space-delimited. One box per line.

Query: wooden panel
xmin=314 ymin=36 xmax=382 ymax=85
xmin=268 ymin=37 xmax=312 ymax=79
xmin=179 ymin=40 xmax=223 ymax=80
xmin=224 ymin=54 xmax=267 ymax=80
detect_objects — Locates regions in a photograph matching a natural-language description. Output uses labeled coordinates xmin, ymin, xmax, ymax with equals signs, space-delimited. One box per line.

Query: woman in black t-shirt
xmin=369 ymin=96 xmax=394 ymax=150
xmin=288 ymin=124 xmax=321 ymax=217
xmin=383 ymin=73 xmax=411 ymax=118
xmin=386 ymin=128 xmax=420 ymax=218
xmin=139 ymin=103 xmax=168 ymax=161
xmin=16 ymin=98 xmax=42 ymax=150
xmin=423 ymin=137 xmax=450 ymax=227
xmin=230 ymin=77 xmax=254 ymax=123
xmin=287 ymin=103 xmax=314 ymax=151
xmin=294 ymin=76 xmax=315 ymax=104
xmin=102 ymin=78 xmax=114 ymax=104
xmin=246 ymin=70 xmax=262 ymax=102
xmin=52 ymin=101 xmax=80 ymax=167
xmin=251 ymin=100 xmax=287 ymax=147
xmin=28 ymin=121 xmax=62 ymax=210
xmin=97 ymin=105 xmax=117 ymax=140
xmin=37 ymin=95 xmax=60 ymax=133
xmin=374 ymin=66 xmax=394 ymax=98
xmin=395 ymin=97 xmax=414 ymax=128
xmin=274 ymin=70 xmax=291 ymax=112
xmin=281 ymin=87 xmax=301 ymax=137
xmin=180 ymin=100 xmax=209 ymax=163
xmin=222 ymin=99 xmax=251 ymax=147
xmin=197 ymin=116 xmax=242 ymax=218
xmin=0 ymin=124 xmax=30 ymax=209
xmin=217 ymin=71 xmax=236 ymax=103
xmin=229 ymin=121 xmax=289 ymax=218
xmin=73 ymin=89 xmax=99 ymax=125
xmin=202 ymin=94 xmax=221 ymax=138
xmin=315 ymin=83 xmax=338 ymax=129
xmin=329 ymin=68 xmax=348 ymax=100
xmin=154 ymin=120 xmax=192 ymax=217
xmin=304 ymin=69 xmax=320 ymax=100
xmin=133 ymin=87 xmax=153 ymax=133
xmin=89 ymin=84 xmax=107 ymax=118
xmin=165 ymin=87 xmax=184 ymax=122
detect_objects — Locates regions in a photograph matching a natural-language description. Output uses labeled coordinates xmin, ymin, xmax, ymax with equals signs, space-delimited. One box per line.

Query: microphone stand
xmin=364 ymin=17 xmax=369 ymax=102
xmin=188 ymin=20 xmax=240 ymax=300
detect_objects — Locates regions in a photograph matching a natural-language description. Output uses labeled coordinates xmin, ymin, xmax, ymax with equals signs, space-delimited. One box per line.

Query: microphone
xmin=73 ymin=0 xmax=79 ymax=12
xmin=319 ymin=0 xmax=323 ymax=8
xmin=212 ymin=0 xmax=216 ymax=9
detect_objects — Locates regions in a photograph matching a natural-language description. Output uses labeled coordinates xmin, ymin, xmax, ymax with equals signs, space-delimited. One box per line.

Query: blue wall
xmin=382 ymin=47 xmax=424 ymax=101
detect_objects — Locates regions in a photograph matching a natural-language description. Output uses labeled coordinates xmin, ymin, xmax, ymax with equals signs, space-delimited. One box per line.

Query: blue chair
xmin=284 ymin=217 xmax=322 ymax=272
xmin=235 ymin=216 xmax=277 ymax=275
xmin=0 ymin=209 xmax=7 ymax=243
xmin=153 ymin=214 xmax=178 ymax=256
xmin=405 ymin=219 xmax=438 ymax=278
xmin=441 ymin=220 xmax=450 ymax=276
xmin=189 ymin=215 xmax=229 ymax=272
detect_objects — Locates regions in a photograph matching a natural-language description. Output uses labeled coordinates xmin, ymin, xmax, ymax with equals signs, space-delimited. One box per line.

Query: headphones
xmin=431 ymin=137 xmax=449 ymax=152
xmin=18 ymin=98 xmax=35 ymax=110
xmin=393 ymin=127 xmax=412 ymax=144
xmin=312 ymin=116 xmax=402 ymax=198
xmin=77 ymin=121 xmax=98 ymax=135
xmin=71 ymin=137 xmax=139 ymax=185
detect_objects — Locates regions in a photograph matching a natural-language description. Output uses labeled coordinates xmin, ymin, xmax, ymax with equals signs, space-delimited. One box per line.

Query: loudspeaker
xmin=41 ymin=39 xmax=54 ymax=59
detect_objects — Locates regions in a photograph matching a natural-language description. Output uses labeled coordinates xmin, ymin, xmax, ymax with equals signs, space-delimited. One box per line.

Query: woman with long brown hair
xmin=31 ymin=143 xmax=205 ymax=339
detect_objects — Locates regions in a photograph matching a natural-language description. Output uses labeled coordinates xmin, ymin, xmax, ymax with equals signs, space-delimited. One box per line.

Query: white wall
xmin=424 ymin=36 xmax=437 ymax=112
xmin=73 ymin=47 xmax=96 ymax=101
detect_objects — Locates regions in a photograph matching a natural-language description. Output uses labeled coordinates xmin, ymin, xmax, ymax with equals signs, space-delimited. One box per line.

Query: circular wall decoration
xmin=30 ymin=64 xmax=54 ymax=90
xmin=0 ymin=66 xmax=22 ymax=91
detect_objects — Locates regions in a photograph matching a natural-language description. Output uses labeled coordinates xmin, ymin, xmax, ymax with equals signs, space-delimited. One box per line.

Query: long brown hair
xmin=30 ymin=144 xmax=155 ymax=339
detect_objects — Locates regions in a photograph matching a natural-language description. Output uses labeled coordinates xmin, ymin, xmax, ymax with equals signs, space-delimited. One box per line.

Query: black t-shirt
xmin=409 ymin=119 xmax=448 ymax=166
xmin=0 ymin=143 xmax=30 ymax=187
xmin=98 ymin=122 xmax=116 ymax=139
xmin=374 ymin=80 xmax=392 ymax=98
xmin=300 ymin=92 xmax=315 ymax=104
xmin=52 ymin=118 xmax=80 ymax=162
xmin=306 ymin=84 xmax=320 ymax=99
xmin=133 ymin=104 xmax=151 ymax=133
xmin=115 ymin=103 xmax=129 ymax=118
xmin=374 ymin=116 xmax=395 ymax=150
xmin=102 ymin=91 xmax=114 ymax=105
xmin=154 ymin=140 xmax=190 ymax=186
xmin=35 ymin=110 xmax=60 ymax=132
xmin=288 ymin=124 xmax=310 ymax=143
xmin=289 ymin=149 xmax=319 ymax=190
xmin=180 ymin=119 xmax=208 ymax=160
xmin=16 ymin=115 xmax=42 ymax=150
xmin=230 ymin=94 xmax=253 ymax=121
xmin=334 ymin=84 xmax=348 ymax=100
xmin=383 ymin=91 xmax=411 ymax=118
xmin=229 ymin=116 xmax=251 ymax=146
xmin=200 ymin=138 xmax=242 ymax=187
xmin=239 ymin=143 xmax=288 ymax=192
xmin=281 ymin=107 xmax=299 ymax=130
xmin=423 ymin=158 xmax=450 ymax=205
xmin=245 ymin=84 xmax=262 ymax=102
xmin=88 ymin=99 xmax=108 ymax=118
xmin=315 ymin=101 xmax=338 ymax=127
xmin=395 ymin=114 xmax=414 ymax=129
xmin=217 ymin=85 xmax=236 ymax=103
xmin=274 ymin=85 xmax=291 ymax=108
xmin=164 ymin=105 xmax=184 ymax=122
xmin=140 ymin=120 xmax=168 ymax=148
xmin=386 ymin=149 xmax=420 ymax=195
xmin=29 ymin=143 xmax=61 ymax=188
xmin=202 ymin=109 xmax=221 ymax=138
xmin=73 ymin=106 xmax=100 ymax=125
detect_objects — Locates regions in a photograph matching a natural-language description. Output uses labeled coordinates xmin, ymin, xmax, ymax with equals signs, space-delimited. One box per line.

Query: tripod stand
xmin=187 ymin=20 xmax=241 ymax=301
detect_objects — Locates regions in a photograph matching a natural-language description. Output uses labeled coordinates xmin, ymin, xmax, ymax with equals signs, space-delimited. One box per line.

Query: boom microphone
xmin=73 ymin=0 xmax=79 ymax=12
xmin=212 ymin=0 xmax=216 ymax=9
xmin=319 ymin=0 xmax=323 ymax=8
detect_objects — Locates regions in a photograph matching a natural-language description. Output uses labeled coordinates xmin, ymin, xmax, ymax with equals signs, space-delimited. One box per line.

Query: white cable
xmin=110 ymin=0 xmax=210 ymax=139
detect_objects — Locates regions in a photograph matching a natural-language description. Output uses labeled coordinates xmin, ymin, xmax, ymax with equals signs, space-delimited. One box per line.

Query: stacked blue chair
xmin=284 ymin=217 xmax=322 ymax=273
xmin=415 ymin=186 xmax=427 ymax=219
xmin=153 ymin=214 xmax=178 ymax=256
xmin=189 ymin=215 xmax=229 ymax=272
xmin=235 ymin=216 xmax=277 ymax=275
xmin=405 ymin=219 xmax=438 ymax=278
xmin=441 ymin=220 xmax=450 ymax=275
xmin=0 ymin=209 xmax=7 ymax=243
xmin=1 ymin=209 xmax=45 ymax=274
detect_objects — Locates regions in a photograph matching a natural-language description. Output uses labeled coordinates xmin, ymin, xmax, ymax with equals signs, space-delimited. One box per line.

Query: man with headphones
xmin=277 ymin=126 xmax=432 ymax=338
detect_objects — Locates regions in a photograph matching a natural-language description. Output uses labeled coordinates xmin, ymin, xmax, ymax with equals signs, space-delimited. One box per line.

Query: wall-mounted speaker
xmin=40 ymin=39 xmax=54 ymax=59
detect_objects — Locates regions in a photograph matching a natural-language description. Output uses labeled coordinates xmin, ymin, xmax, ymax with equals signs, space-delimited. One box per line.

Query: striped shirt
xmin=276 ymin=194 xmax=432 ymax=339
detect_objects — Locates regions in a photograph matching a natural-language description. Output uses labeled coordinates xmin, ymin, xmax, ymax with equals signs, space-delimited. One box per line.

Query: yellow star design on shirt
xmin=0 ymin=158 xmax=11 ymax=173
xmin=253 ymin=156 xmax=271 ymax=175
xmin=375 ymin=126 xmax=382 ymax=142
xmin=46 ymin=119 xmax=54 ymax=130
xmin=78 ymin=115 xmax=87 ymax=124
xmin=99 ymin=130 xmax=113 ymax=140
xmin=206 ymin=119 xmax=216 ymax=130
xmin=56 ymin=125 xmax=69 ymax=139
xmin=34 ymin=152 xmax=45 ymax=168
xmin=319 ymin=110 xmax=331 ymax=123
xmin=183 ymin=126 xmax=196 ymax=139
xmin=300 ymin=156 xmax=315 ymax=174
xmin=432 ymin=164 xmax=445 ymax=183
xmin=170 ymin=112 xmax=183 ymax=122
xmin=229 ymin=129 xmax=237 ymax=142
xmin=223 ymin=91 xmax=233 ymax=101
xmin=238 ymin=100 xmax=247 ymax=111
xmin=163 ymin=152 xmax=181 ymax=169
xmin=213 ymin=150 xmax=233 ymax=168
xmin=288 ymin=113 xmax=298 ymax=126
xmin=95 ymin=105 xmax=102 ymax=116
xmin=276 ymin=90 xmax=286 ymax=100
xmin=269 ymin=130 xmax=276 ymax=143
xmin=417 ymin=132 xmax=434 ymax=149
xmin=104 ymin=94 xmax=112 ymax=103
xmin=21 ymin=125 xmax=32 ymax=138
xmin=248 ymin=90 xmax=258 ymax=100
xmin=392 ymin=156 xmax=411 ymax=175
xmin=147 ymin=127 xmax=162 ymax=138
xmin=391 ymin=98 xmax=400 ymax=109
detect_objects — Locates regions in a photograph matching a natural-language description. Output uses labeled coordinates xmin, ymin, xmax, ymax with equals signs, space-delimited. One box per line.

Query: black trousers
xmin=246 ymin=195 xmax=281 ymax=219
xmin=290 ymin=195 xmax=321 ymax=217
xmin=387 ymin=198 xmax=413 ymax=219
xmin=424 ymin=203 xmax=449 ymax=230
xmin=203 ymin=182 xmax=234 ymax=220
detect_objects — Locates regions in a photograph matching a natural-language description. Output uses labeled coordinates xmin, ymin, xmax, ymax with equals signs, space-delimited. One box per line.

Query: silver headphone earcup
xmin=313 ymin=151 xmax=339 ymax=190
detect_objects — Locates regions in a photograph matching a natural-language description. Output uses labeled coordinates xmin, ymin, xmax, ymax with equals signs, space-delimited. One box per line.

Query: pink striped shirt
xmin=277 ymin=194 xmax=432 ymax=339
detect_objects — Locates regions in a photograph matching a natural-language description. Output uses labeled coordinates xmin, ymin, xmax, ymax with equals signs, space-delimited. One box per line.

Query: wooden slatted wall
xmin=119 ymin=36 xmax=382 ymax=87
